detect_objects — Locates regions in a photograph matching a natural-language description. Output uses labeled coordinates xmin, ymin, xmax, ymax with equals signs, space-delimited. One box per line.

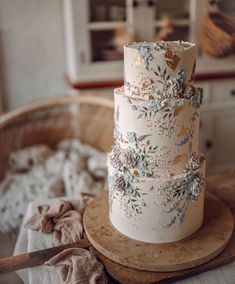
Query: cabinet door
xmin=201 ymin=108 xmax=235 ymax=174
xmin=132 ymin=1 xmax=155 ymax=41
xmin=155 ymin=0 xmax=191 ymax=40
xmin=209 ymin=109 xmax=235 ymax=173
xmin=199 ymin=112 xmax=213 ymax=174
xmin=65 ymin=0 xmax=130 ymax=83
xmin=64 ymin=0 xmax=203 ymax=83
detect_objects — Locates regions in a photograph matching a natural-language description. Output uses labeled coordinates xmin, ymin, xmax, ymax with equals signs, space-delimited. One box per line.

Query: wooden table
xmin=0 ymin=171 xmax=235 ymax=284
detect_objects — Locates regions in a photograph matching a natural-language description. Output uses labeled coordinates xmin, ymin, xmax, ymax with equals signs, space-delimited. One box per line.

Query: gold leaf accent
xmin=164 ymin=50 xmax=180 ymax=71
xmin=177 ymin=125 xmax=189 ymax=137
xmin=134 ymin=54 xmax=142 ymax=66
xmin=164 ymin=49 xmax=173 ymax=60
xmin=174 ymin=105 xmax=185 ymax=116
xmin=169 ymin=154 xmax=188 ymax=165
xmin=149 ymin=186 xmax=154 ymax=191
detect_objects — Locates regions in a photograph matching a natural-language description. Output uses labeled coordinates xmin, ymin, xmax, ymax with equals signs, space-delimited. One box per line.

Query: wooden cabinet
xmin=64 ymin=0 xmax=235 ymax=83
xmin=199 ymin=80 xmax=235 ymax=174
xmin=63 ymin=0 xmax=210 ymax=83
xmin=63 ymin=0 xmax=235 ymax=174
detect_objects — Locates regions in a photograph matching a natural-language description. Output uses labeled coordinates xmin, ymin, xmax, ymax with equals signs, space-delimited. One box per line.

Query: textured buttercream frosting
xmin=108 ymin=41 xmax=205 ymax=243
xmin=108 ymin=157 xmax=205 ymax=243
xmin=124 ymin=41 xmax=197 ymax=97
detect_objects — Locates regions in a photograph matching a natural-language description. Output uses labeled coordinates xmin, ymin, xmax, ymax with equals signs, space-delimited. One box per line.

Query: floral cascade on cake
xmin=108 ymin=41 xmax=206 ymax=243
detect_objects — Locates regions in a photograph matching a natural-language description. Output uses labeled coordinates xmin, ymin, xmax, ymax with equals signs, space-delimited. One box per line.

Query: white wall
xmin=0 ymin=0 xmax=67 ymax=109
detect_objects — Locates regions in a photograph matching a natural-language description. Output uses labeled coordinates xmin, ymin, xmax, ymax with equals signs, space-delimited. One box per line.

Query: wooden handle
xmin=0 ymin=238 xmax=90 ymax=274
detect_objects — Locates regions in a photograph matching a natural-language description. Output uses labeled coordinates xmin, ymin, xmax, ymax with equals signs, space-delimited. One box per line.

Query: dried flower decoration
xmin=110 ymin=173 xmax=125 ymax=193
xmin=138 ymin=42 xmax=167 ymax=70
xmin=137 ymin=159 xmax=149 ymax=173
xmin=110 ymin=146 xmax=122 ymax=169
xmin=186 ymin=153 xmax=200 ymax=171
xmin=138 ymin=45 xmax=153 ymax=71
xmin=113 ymin=128 xmax=122 ymax=141
xmin=183 ymin=84 xmax=195 ymax=99
xmin=176 ymin=68 xmax=186 ymax=83
xmin=190 ymin=94 xmax=201 ymax=108
xmin=126 ymin=78 xmax=156 ymax=98
xmin=123 ymin=170 xmax=134 ymax=185
xmin=189 ymin=173 xmax=205 ymax=199
xmin=162 ymin=78 xmax=184 ymax=99
xmin=127 ymin=132 xmax=137 ymax=143
xmin=163 ymin=161 xmax=205 ymax=228
xmin=120 ymin=147 xmax=140 ymax=168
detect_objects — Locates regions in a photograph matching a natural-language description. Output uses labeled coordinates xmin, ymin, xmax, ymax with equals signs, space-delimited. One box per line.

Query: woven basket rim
xmin=0 ymin=95 xmax=114 ymax=128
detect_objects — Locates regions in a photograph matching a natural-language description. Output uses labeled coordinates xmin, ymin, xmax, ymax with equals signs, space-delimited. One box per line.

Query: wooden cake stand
xmin=84 ymin=191 xmax=233 ymax=275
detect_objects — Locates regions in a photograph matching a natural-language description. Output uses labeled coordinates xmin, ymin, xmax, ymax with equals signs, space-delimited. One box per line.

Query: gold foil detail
xmin=164 ymin=50 xmax=180 ymax=70
xmin=169 ymin=153 xmax=188 ymax=165
xmin=174 ymin=105 xmax=185 ymax=116
xmin=133 ymin=170 xmax=139 ymax=176
xmin=134 ymin=54 xmax=142 ymax=66
xmin=149 ymin=186 xmax=154 ymax=191
xmin=177 ymin=125 xmax=189 ymax=137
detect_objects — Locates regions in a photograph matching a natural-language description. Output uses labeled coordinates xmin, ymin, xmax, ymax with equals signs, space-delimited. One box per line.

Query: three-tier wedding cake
xmin=108 ymin=41 xmax=206 ymax=243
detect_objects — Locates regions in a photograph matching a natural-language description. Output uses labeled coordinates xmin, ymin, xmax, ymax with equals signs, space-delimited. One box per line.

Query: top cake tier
xmin=124 ymin=41 xmax=196 ymax=96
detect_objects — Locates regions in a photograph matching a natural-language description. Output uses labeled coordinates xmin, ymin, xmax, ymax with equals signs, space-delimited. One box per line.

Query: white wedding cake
xmin=108 ymin=41 xmax=206 ymax=243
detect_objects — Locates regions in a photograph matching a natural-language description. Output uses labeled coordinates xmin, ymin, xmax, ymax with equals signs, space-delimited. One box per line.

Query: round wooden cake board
xmin=84 ymin=191 xmax=234 ymax=272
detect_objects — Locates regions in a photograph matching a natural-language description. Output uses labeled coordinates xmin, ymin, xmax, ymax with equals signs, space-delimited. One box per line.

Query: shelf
xmin=154 ymin=19 xmax=191 ymax=28
xmin=197 ymin=55 xmax=235 ymax=74
xmin=66 ymin=54 xmax=235 ymax=88
xmin=87 ymin=21 xmax=126 ymax=31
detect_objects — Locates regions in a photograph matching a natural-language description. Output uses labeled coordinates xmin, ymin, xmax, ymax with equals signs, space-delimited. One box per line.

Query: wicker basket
xmin=200 ymin=6 xmax=235 ymax=58
xmin=0 ymin=95 xmax=114 ymax=179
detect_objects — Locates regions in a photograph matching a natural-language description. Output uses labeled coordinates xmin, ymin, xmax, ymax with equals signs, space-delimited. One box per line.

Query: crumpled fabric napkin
xmin=24 ymin=200 xmax=84 ymax=246
xmin=45 ymin=248 xmax=104 ymax=284
xmin=24 ymin=194 xmax=106 ymax=284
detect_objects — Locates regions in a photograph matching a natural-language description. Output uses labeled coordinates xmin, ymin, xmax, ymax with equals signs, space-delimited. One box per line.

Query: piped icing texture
xmin=108 ymin=41 xmax=206 ymax=243
xmin=124 ymin=41 xmax=197 ymax=98
xmin=108 ymin=157 xmax=205 ymax=243
xmin=112 ymin=88 xmax=201 ymax=177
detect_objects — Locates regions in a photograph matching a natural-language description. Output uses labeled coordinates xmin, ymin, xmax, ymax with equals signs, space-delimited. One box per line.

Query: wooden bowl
xmin=0 ymin=95 xmax=114 ymax=179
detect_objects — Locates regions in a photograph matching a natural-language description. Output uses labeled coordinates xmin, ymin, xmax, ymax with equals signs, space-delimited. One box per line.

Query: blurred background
xmin=0 ymin=2 xmax=235 ymax=283
xmin=0 ymin=0 xmax=235 ymax=174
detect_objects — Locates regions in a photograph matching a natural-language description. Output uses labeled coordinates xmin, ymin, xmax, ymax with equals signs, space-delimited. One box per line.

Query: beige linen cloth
xmin=14 ymin=194 xmax=106 ymax=284
xmin=14 ymin=195 xmax=235 ymax=284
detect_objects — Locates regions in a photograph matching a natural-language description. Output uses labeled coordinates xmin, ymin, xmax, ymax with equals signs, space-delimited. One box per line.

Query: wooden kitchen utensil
xmin=1 ymin=172 xmax=235 ymax=284
xmin=0 ymin=238 xmax=90 ymax=274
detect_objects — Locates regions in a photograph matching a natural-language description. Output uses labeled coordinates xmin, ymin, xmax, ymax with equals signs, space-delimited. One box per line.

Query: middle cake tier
xmin=113 ymin=87 xmax=202 ymax=177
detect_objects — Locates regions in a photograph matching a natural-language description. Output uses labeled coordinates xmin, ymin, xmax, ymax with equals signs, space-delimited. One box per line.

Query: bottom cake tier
xmin=108 ymin=158 xmax=206 ymax=243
